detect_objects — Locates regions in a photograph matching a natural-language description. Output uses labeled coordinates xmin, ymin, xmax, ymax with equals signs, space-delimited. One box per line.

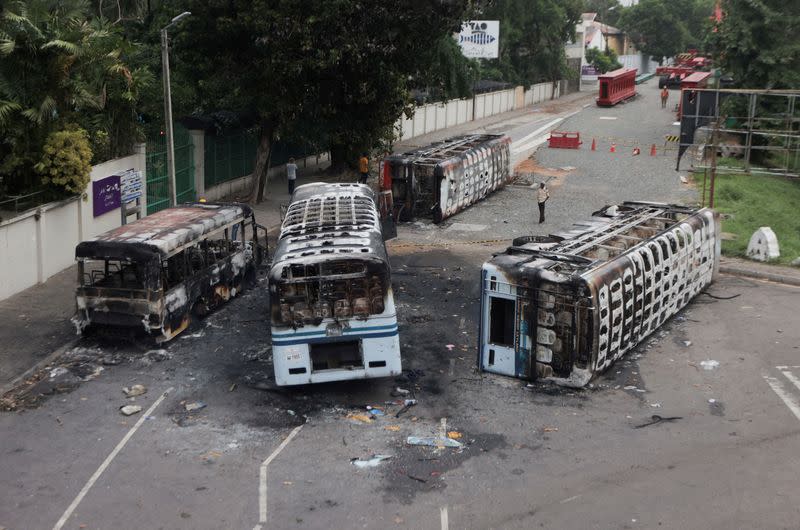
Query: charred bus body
xmin=479 ymin=202 xmax=719 ymax=387
xmin=268 ymin=183 xmax=401 ymax=386
xmin=74 ymin=203 xmax=263 ymax=342
xmin=382 ymin=134 xmax=511 ymax=223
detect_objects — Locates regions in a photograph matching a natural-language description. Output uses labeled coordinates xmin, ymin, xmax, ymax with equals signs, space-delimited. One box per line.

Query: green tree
xmin=619 ymin=0 xmax=714 ymax=64
xmin=479 ymin=0 xmax=582 ymax=87
xmin=585 ymin=0 xmax=623 ymax=27
xmin=585 ymin=47 xmax=622 ymax=73
xmin=0 ymin=0 xmax=149 ymax=194
xmin=710 ymin=0 xmax=800 ymax=89
xmin=35 ymin=128 xmax=93 ymax=194
xmin=165 ymin=0 xmax=470 ymax=200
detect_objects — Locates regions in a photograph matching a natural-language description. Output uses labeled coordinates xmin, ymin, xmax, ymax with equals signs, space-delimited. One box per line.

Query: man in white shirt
xmin=286 ymin=157 xmax=298 ymax=195
xmin=537 ymin=182 xmax=549 ymax=224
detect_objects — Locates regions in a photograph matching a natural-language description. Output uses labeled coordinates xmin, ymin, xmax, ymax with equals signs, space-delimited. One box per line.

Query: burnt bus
xmin=74 ymin=203 xmax=264 ymax=342
xmin=479 ymin=201 xmax=720 ymax=387
xmin=381 ymin=134 xmax=511 ymax=223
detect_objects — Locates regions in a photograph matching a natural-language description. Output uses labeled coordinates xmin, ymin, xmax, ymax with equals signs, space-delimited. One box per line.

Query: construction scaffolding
xmin=677 ymin=88 xmax=800 ymax=207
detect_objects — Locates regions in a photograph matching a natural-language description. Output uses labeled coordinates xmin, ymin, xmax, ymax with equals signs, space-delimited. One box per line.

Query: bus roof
xmin=485 ymin=201 xmax=709 ymax=277
xmin=271 ymin=183 xmax=388 ymax=273
xmin=385 ymin=134 xmax=510 ymax=166
xmin=76 ymin=202 xmax=251 ymax=259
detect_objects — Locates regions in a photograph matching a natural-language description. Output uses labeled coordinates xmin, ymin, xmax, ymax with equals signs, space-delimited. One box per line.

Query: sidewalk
xmin=719 ymin=256 xmax=800 ymax=287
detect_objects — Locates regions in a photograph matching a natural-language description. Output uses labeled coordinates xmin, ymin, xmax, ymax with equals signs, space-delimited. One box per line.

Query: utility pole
xmin=160 ymin=11 xmax=191 ymax=208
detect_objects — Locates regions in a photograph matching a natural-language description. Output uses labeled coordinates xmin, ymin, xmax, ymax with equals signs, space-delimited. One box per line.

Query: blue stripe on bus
xmin=271 ymin=329 xmax=399 ymax=346
xmin=271 ymin=323 xmax=398 ymax=339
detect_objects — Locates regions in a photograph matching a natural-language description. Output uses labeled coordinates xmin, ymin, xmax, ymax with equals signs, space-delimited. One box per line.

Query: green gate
xmin=204 ymin=130 xmax=259 ymax=188
xmin=146 ymin=124 xmax=195 ymax=215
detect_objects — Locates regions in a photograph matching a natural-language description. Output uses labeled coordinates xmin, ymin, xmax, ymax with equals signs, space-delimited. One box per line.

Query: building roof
xmin=76 ymin=203 xmax=250 ymax=259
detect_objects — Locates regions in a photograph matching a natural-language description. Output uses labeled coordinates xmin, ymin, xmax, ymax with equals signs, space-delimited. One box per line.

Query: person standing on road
xmin=661 ymin=87 xmax=669 ymax=109
xmin=358 ymin=152 xmax=370 ymax=184
xmin=537 ymin=182 xmax=549 ymax=224
xmin=286 ymin=157 xmax=298 ymax=196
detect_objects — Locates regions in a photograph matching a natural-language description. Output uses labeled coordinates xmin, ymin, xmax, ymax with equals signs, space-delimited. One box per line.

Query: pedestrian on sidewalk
xmin=660 ymin=87 xmax=669 ymax=109
xmin=286 ymin=157 xmax=298 ymax=195
xmin=537 ymin=182 xmax=549 ymax=224
xmin=358 ymin=152 xmax=370 ymax=184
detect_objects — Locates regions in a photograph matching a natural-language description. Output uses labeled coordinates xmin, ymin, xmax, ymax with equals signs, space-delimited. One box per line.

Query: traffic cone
xmin=650 ymin=144 xmax=657 ymax=156
xmin=591 ymin=138 xmax=596 ymax=151
xmin=610 ymin=143 xmax=616 ymax=153
xmin=632 ymin=147 xmax=641 ymax=156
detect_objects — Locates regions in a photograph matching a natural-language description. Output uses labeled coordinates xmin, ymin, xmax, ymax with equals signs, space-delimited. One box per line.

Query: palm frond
xmin=0 ymin=99 xmax=22 ymax=125
xmin=41 ymin=39 xmax=81 ymax=55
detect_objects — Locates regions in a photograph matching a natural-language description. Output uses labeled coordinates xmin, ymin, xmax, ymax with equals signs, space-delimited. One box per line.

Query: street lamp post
xmin=160 ymin=11 xmax=191 ymax=208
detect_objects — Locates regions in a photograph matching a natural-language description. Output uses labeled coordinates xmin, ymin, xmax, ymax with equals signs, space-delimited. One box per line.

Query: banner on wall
xmin=92 ymin=175 xmax=121 ymax=217
xmin=457 ymin=21 xmax=499 ymax=59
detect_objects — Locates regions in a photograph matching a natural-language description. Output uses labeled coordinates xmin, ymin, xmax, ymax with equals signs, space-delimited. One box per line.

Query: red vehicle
xmin=656 ymin=66 xmax=695 ymax=88
xmin=677 ymin=71 xmax=712 ymax=119
xmin=596 ymin=68 xmax=637 ymax=107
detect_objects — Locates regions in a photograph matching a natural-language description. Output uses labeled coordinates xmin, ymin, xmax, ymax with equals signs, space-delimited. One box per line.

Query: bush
xmin=35 ymin=129 xmax=93 ymax=195
xmin=585 ymin=48 xmax=623 ymax=73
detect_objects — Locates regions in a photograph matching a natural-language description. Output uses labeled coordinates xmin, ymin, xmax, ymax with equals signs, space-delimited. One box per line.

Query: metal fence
xmin=146 ymin=124 xmax=195 ymax=215
xmin=204 ymin=130 xmax=259 ymax=188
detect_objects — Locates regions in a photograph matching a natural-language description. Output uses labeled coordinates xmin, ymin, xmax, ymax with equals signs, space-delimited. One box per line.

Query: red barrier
xmin=548 ymin=131 xmax=582 ymax=149
xmin=596 ymin=68 xmax=637 ymax=107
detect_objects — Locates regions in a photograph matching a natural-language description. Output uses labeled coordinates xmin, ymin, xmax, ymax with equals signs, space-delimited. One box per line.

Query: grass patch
xmin=703 ymin=171 xmax=800 ymax=264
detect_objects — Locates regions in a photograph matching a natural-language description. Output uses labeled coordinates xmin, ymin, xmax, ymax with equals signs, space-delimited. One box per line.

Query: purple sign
xmin=92 ymin=175 xmax=121 ymax=217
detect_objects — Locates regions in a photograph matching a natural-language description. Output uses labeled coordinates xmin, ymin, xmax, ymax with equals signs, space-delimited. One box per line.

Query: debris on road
xmin=346 ymin=413 xmax=374 ymax=424
xmin=120 ymin=405 xmax=142 ymax=416
xmin=185 ymin=401 xmax=207 ymax=412
xmin=366 ymin=405 xmax=385 ymax=416
xmin=683 ymin=340 xmax=693 ymax=347
xmin=407 ymin=436 xmax=463 ymax=448
xmin=123 ymin=384 xmax=147 ymax=397
xmin=542 ymin=426 xmax=558 ymax=433
xmin=351 ymin=455 xmax=393 ymax=468
xmin=700 ymin=360 xmax=720 ymax=370
xmin=395 ymin=399 xmax=417 ymax=418
xmin=634 ymin=415 xmax=683 ymax=428
xmin=385 ymin=425 xmax=401 ymax=431
xmin=447 ymin=431 xmax=462 ymax=439
xmin=392 ymin=387 xmax=411 ymax=396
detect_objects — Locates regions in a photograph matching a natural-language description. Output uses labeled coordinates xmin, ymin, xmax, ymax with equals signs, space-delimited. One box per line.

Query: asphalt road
xmin=3 ymin=86 xmax=800 ymax=530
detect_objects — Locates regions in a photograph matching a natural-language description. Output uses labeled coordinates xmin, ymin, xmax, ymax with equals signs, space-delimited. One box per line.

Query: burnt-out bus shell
xmin=479 ymin=202 xmax=720 ymax=387
xmin=382 ymin=134 xmax=511 ymax=223
xmin=74 ymin=203 xmax=261 ymax=341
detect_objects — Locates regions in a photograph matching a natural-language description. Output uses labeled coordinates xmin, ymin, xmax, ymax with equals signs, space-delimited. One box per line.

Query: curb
xmin=0 ymin=337 xmax=81 ymax=397
xmin=719 ymin=264 xmax=800 ymax=288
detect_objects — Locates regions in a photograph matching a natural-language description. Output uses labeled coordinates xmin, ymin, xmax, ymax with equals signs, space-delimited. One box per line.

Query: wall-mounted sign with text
xmin=92 ymin=175 xmax=121 ymax=217
xmin=456 ymin=20 xmax=499 ymax=59
xmin=120 ymin=169 xmax=143 ymax=203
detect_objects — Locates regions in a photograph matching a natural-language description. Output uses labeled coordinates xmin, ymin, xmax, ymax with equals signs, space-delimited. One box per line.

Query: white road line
xmin=781 ymin=370 xmax=800 ymax=393
xmin=257 ymin=424 xmax=304 ymax=528
xmin=763 ymin=375 xmax=800 ymax=422
xmin=440 ymin=505 xmax=449 ymax=530
xmin=52 ymin=387 xmax=174 ymax=530
xmin=513 ymin=118 xmax=564 ymax=147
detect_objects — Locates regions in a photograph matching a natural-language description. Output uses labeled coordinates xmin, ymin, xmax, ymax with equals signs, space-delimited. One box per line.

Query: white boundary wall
xmin=0 ymin=146 xmax=146 ymax=301
xmin=397 ymin=81 xmax=564 ymax=141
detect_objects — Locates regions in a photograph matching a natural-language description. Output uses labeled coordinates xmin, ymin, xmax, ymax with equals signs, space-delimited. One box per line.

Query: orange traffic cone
xmin=591 ymin=138 xmax=596 ymax=151
xmin=632 ymin=147 xmax=641 ymax=156
xmin=610 ymin=143 xmax=616 ymax=153
xmin=650 ymin=144 xmax=657 ymax=156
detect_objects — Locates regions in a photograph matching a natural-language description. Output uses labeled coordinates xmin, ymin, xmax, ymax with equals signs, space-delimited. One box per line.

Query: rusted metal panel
xmin=480 ymin=201 xmax=720 ymax=387
xmin=382 ymin=134 xmax=511 ymax=223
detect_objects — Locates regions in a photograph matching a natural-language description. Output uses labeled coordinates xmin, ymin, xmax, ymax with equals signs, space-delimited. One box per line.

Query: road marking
xmin=511 ymin=118 xmax=565 ymax=154
xmin=781 ymin=370 xmax=800 ymax=393
xmin=255 ymin=424 xmax=304 ymax=529
xmin=53 ymin=387 xmax=174 ymax=530
xmin=599 ymin=116 xmax=618 ymax=120
xmin=763 ymin=375 xmax=800 ymax=422
xmin=440 ymin=505 xmax=449 ymax=530
xmin=560 ymin=494 xmax=582 ymax=504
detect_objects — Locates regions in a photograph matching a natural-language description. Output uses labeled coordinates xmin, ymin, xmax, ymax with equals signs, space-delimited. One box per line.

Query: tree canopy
xmin=478 ymin=0 xmax=582 ymax=86
xmin=709 ymin=0 xmax=800 ymax=89
xmin=619 ymin=0 xmax=713 ymax=64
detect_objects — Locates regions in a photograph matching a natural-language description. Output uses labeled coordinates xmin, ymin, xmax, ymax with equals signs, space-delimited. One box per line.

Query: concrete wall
xmin=618 ymin=53 xmax=660 ymax=74
xmin=0 ymin=147 xmax=146 ymax=301
xmin=398 ymin=81 xmax=564 ymax=141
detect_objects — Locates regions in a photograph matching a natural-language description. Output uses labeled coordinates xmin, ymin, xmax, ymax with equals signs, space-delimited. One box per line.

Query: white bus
xmin=268 ymin=183 xmax=401 ymax=385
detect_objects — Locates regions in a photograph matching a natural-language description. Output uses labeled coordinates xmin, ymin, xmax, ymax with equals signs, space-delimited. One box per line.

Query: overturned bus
xmin=74 ymin=202 xmax=264 ymax=342
xmin=381 ymin=134 xmax=511 ymax=223
xmin=479 ymin=201 xmax=720 ymax=387
xmin=268 ymin=183 xmax=401 ymax=386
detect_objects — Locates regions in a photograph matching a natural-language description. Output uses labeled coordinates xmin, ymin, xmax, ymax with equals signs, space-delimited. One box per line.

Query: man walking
xmin=286 ymin=157 xmax=298 ymax=195
xmin=537 ymin=182 xmax=549 ymax=224
xmin=660 ymin=87 xmax=669 ymax=109
xmin=358 ymin=152 xmax=370 ymax=184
